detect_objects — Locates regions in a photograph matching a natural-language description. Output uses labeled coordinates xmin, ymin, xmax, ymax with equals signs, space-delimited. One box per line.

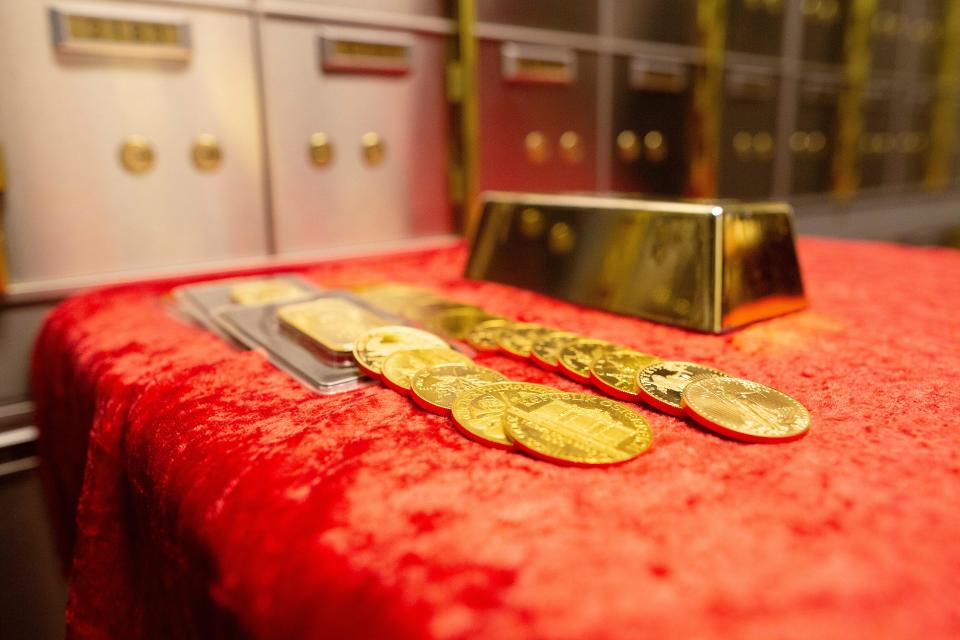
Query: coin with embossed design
xmin=557 ymin=339 xmax=618 ymax=383
xmin=636 ymin=360 xmax=726 ymax=415
xmin=381 ymin=348 xmax=473 ymax=395
xmin=451 ymin=381 xmax=562 ymax=449
xmin=589 ymin=349 xmax=661 ymax=401
xmin=497 ymin=323 xmax=553 ymax=359
xmin=530 ymin=331 xmax=578 ymax=370
xmin=503 ymin=393 xmax=653 ymax=466
xmin=424 ymin=305 xmax=493 ymax=339
xmin=352 ymin=326 xmax=449 ymax=379
xmin=681 ymin=376 xmax=811 ymax=442
xmin=466 ymin=318 xmax=512 ymax=351
xmin=410 ymin=363 xmax=508 ymax=415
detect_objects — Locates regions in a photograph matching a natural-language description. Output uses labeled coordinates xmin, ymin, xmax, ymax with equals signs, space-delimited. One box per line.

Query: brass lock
xmin=643 ymin=130 xmax=668 ymax=163
xmin=525 ymin=131 xmax=550 ymax=164
xmin=309 ymin=132 xmax=334 ymax=167
xmin=616 ymin=130 xmax=640 ymax=163
xmin=191 ymin=134 xmax=222 ymax=172
xmin=361 ymin=132 xmax=385 ymax=166
xmin=558 ymin=131 xmax=583 ymax=164
xmin=119 ymin=135 xmax=154 ymax=175
xmin=519 ymin=207 xmax=545 ymax=238
xmin=547 ymin=221 xmax=576 ymax=255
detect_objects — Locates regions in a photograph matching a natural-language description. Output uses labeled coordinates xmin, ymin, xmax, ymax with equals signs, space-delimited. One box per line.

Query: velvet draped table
xmin=32 ymin=237 xmax=960 ymax=639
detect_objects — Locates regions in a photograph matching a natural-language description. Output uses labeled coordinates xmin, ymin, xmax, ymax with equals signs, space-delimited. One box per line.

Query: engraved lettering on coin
xmin=503 ymin=393 xmax=653 ymax=465
xmin=278 ymin=298 xmax=389 ymax=354
xmin=589 ymin=349 xmax=661 ymax=400
xmin=497 ymin=323 xmax=553 ymax=359
xmin=530 ymin=331 xmax=578 ymax=369
xmin=411 ymin=363 xmax=508 ymax=414
xmin=558 ymin=339 xmax=618 ymax=381
xmin=381 ymin=348 xmax=473 ymax=394
xmin=681 ymin=376 xmax=811 ymax=442
xmin=452 ymin=382 xmax=562 ymax=448
xmin=353 ymin=326 xmax=449 ymax=377
xmin=636 ymin=360 xmax=726 ymax=415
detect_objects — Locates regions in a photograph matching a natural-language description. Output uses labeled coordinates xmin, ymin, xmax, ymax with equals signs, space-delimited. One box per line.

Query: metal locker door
xmin=0 ymin=0 xmax=267 ymax=286
xmin=791 ymin=75 xmax=840 ymax=195
xmin=260 ymin=20 xmax=452 ymax=254
xmin=719 ymin=66 xmax=779 ymax=198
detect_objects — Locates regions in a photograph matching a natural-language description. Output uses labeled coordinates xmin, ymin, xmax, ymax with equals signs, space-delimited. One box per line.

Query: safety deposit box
xmin=0 ymin=0 xmax=266 ymax=285
xmin=859 ymin=84 xmax=894 ymax=189
xmin=719 ymin=65 xmax=780 ymax=198
xmin=259 ymin=18 xmax=453 ymax=254
xmin=610 ymin=56 xmax=693 ymax=196
xmin=727 ymin=0 xmax=784 ymax=56
xmin=791 ymin=74 xmax=841 ymax=194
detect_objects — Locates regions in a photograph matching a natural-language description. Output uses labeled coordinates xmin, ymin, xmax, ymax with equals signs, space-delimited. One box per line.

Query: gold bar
xmin=465 ymin=193 xmax=807 ymax=333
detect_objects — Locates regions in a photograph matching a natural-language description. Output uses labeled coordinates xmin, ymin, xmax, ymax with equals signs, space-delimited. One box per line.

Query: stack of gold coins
xmin=352 ymin=324 xmax=654 ymax=466
xmin=353 ymin=284 xmax=812 ymax=445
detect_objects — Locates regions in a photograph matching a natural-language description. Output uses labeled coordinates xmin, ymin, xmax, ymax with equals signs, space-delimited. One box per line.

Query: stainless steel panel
xmin=719 ymin=66 xmax=780 ymax=198
xmin=611 ymin=0 xmax=698 ymax=45
xmin=0 ymin=0 xmax=267 ymax=284
xmin=0 ymin=304 xmax=53 ymax=405
xmin=477 ymin=39 xmax=598 ymax=193
xmin=260 ymin=20 xmax=452 ymax=254
xmin=610 ymin=56 xmax=692 ymax=195
xmin=727 ymin=0 xmax=784 ymax=56
xmin=477 ymin=1 xmax=598 ymax=33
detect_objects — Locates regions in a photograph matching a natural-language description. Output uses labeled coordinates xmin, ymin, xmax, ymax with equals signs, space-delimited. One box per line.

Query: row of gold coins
xmin=464 ymin=315 xmax=811 ymax=444
xmin=351 ymin=325 xmax=653 ymax=467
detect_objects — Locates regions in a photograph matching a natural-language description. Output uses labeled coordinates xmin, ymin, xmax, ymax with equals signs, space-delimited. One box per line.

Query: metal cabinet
xmin=610 ymin=56 xmax=692 ymax=195
xmin=0 ymin=0 xmax=267 ymax=285
xmin=791 ymin=74 xmax=840 ymax=194
xmin=719 ymin=66 xmax=779 ymax=198
xmin=727 ymin=0 xmax=784 ymax=56
xmin=477 ymin=40 xmax=599 ymax=193
xmin=259 ymin=19 xmax=452 ymax=253
xmin=611 ymin=0 xmax=699 ymax=45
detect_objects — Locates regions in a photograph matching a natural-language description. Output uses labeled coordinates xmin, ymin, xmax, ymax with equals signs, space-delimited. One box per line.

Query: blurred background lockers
xmin=1 ymin=1 xmax=960 ymax=638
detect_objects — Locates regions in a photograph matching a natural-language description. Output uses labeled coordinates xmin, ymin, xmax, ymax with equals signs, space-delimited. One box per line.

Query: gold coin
xmin=451 ymin=381 xmax=562 ymax=449
xmin=410 ymin=363 xmax=508 ymax=415
xmin=381 ymin=348 xmax=473 ymax=395
xmin=466 ymin=318 xmax=512 ymax=351
xmin=278 ymin=298 xmax=389 ymax=355
xmin=681 ymin=376 xmax=811 ymax=442
xmin=589 ymin=349 xmax=661 ymax=401
xmin=503 ymin=392 xmax=653 ymax=466
xmin=530 ymin=331 xmax=578 ymax=370
xmin=426 ymin=306 xmax=495 ymax=340
xmin=353 ymin=284 xmax=438 ymax=314
xmin=557 ymin=339 xmax=618 ymax=382
xmin=497 ymin=323 xmax=552 ymax=359
xmin=352 ymin=326 xmax=448 ymax=378
xmin=636 ymin=360 xmax=726 ymax=416
xmin=230 ymin=279 xmax=308 ymax=305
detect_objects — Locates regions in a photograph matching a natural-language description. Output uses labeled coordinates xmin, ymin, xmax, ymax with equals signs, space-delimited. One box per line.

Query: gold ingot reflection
xmin=119 ymin=135 xmax=154 ymax=175
xmin=361 ymin=132 xmax=385 ymax=165
xmin=643 ymin=130 xmax=668 ymax=163
xmin=616 ymin=130 xmax=640 ymax=163
xmin=519 ymin=207 xmax=545 ymax=238
xmin=558 ymin=131 xmax=583 ymax=164
xmin=525 ymin=131 xmax=550 ymax=164
xmin=191 ymin=134 xmax=222 ymax=173
xmin=309 ymin=132 xmax=334 ymax=167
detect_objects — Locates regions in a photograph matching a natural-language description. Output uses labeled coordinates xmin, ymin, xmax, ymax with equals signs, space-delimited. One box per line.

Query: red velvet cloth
xmin=32 ymin=238 xmax=960 ymax=640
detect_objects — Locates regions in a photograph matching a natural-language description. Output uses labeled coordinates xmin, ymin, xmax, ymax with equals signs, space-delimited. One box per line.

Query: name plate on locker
xmin=49 ymin=6 xmax=190 ymax=61
xmin=320 ymin=27 xmax=412 ymax=75
xmin=465 ymin=193 xmax=807 ymax=333
xmin=501 ymin=43 xmax=576 ymax=85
